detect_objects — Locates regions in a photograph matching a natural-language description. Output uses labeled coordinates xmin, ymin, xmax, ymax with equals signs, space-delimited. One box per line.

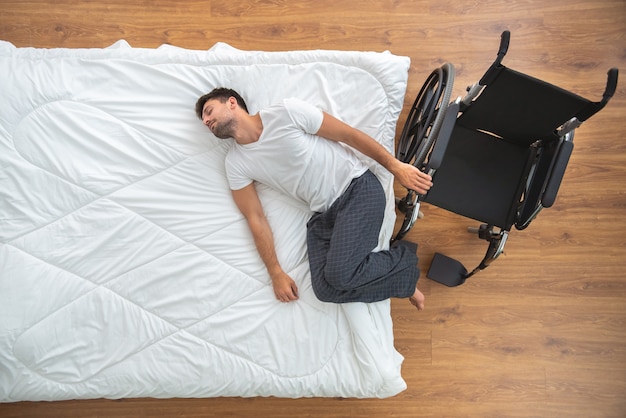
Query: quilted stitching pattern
xmin=0 ymin=41 xmax=410 ymax=400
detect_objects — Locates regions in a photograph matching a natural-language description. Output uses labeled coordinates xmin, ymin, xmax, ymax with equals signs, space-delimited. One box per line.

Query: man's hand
xmin=232 ymin=184 xmax=299 ymax=303
xmin=393 ymin=161 xmax=433 ymax=195
xmin=271 ymin=271 xmax=299 ymax=302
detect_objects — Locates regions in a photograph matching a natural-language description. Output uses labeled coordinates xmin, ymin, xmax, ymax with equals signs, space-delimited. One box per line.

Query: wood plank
xmin=1 ymin=0 xmax=625 ymax=416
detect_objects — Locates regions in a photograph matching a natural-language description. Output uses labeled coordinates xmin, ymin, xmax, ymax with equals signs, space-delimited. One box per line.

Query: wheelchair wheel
xmin=396 ymin=63 xmax=455 ymax=169
xmin=392 ymin=63 xmax=455 ymax=243
xmin=392 ymin=190 xmax=421 ymax=242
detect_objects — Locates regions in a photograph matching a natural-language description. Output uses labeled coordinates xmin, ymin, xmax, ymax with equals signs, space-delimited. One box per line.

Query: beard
xmin=212 ymin=117 xmax=236 ymax=139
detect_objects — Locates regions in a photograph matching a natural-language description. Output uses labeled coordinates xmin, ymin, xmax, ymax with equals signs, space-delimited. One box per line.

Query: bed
xmin=0 ymin=40 xmax=411 ymax=401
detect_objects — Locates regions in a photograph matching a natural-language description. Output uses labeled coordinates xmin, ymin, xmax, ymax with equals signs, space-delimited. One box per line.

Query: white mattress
xmin=0 ymin=40 xmax=410 ymax=401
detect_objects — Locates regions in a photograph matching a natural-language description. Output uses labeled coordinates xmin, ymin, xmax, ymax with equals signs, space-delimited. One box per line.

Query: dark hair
xmin=195 ymin=87 xmax=249 ymax=119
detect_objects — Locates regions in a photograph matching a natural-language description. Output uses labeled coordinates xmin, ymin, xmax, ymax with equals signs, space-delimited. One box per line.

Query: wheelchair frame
xmin=393 ymin=31 xmax=618 ymax=287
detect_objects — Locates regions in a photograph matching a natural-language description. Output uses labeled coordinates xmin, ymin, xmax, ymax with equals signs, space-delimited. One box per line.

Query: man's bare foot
xmin=409 ymin=287 xmax=425 ymax=311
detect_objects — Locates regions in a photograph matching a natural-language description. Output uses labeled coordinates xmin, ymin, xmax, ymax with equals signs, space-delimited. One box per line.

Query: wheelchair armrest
xmin=542 ymin=139 xmax=574 ymax=208
xmin=425 ymin=101 xmax=460 ymax=171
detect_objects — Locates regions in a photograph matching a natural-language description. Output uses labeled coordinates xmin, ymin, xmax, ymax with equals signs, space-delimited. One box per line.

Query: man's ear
xmin=228 ymin=96 xmax=237 ymax=109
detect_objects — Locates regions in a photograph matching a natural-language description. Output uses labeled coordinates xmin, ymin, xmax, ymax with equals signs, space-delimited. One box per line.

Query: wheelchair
xmin=393 ymin=31 xmax=618 ymax=287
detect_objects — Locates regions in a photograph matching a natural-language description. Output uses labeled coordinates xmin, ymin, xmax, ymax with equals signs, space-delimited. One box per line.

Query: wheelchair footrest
xmin=427 ymin=252 xmax=468 ymax=287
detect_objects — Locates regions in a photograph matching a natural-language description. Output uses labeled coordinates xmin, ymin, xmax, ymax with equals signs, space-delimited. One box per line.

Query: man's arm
xmin=315 ymin=112 xmax=433 ymax=194
xmin=231 ymin=183 xmax=299 ymax=302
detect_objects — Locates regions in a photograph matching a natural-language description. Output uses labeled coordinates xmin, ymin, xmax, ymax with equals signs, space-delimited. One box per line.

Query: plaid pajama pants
xmin=306 ymin=170 xmax=420 ymax=303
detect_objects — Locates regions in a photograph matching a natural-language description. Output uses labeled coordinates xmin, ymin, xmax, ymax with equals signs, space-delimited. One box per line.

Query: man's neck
xmin=234 ymin=113 xmax=263 ymax=145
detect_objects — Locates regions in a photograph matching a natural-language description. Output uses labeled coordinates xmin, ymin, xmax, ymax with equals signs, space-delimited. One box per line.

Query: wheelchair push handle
xmin=479 ymin=30 xmax=511 ymax=86
xmin=497 ymin=30 xmax=511 ymax=64
xmin=603 ymin=68 xmax=619 ymax=105
xmin=576 ymin=67 xmax=619 ymax=122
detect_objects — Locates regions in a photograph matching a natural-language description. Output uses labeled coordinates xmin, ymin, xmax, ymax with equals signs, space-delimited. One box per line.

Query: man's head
xmin=195 ymin=88 xmax=249 ymax=139
xmin=195 ymin=88 xmax=249 ymax=120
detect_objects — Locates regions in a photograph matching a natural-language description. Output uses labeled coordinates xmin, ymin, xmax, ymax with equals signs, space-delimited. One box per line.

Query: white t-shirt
xmin=225 ymin=98 xmax=368 ymax=212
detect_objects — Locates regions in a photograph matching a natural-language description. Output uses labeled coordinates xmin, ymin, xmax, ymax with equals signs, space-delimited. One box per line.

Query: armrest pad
xmin=427 ymin=101 xmax=460 ymax=170
xmin=542 ymin=140 xmax=574 ymax=207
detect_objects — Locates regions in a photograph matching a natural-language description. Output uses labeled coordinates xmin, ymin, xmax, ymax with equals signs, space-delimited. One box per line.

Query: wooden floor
xmin=1 ymin=1 xmax=625 ymax=417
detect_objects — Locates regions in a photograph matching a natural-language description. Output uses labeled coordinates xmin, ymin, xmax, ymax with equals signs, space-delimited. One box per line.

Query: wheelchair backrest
xmin=457 ymin=66 xmax=591 ymax=147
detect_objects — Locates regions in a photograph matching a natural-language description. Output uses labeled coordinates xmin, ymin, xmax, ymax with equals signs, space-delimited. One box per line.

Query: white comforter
xmin=0 ymin=40 xmax=410 ymax=401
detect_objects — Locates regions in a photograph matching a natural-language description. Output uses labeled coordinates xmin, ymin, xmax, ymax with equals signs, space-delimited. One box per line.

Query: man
xmin=195 ymin=88 xmax=431 ymax=310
